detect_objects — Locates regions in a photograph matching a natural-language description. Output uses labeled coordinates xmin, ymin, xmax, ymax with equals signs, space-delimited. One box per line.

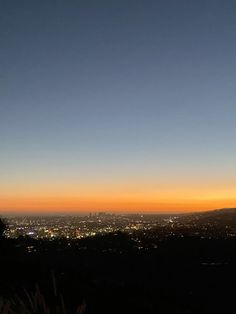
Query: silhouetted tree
xmin=0 ymin=218 xmax=6 ymax=237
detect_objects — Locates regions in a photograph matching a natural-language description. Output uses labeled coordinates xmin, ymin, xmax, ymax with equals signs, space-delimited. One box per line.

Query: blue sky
xmin=1 ymin=0 xmax=236 ymax=212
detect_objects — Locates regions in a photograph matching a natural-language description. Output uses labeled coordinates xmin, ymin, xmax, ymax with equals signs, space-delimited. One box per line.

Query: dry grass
xmin=0 ymin=273 xmax=86 ymax=314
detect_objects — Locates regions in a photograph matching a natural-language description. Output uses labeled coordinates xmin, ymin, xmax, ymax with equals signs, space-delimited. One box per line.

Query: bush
xmin=0 ymin=219 xmax=6 ymax=237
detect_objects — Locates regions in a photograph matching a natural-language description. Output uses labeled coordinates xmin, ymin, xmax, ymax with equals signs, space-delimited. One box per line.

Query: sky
xmin=1 ymin=0 xmax=236 ymax=213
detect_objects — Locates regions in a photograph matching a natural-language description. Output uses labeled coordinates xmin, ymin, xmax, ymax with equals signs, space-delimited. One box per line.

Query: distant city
xmin=3 ymin=208 xmax=236 ymax=240
xmin=3 ymin=213 xmax=167 ymax=239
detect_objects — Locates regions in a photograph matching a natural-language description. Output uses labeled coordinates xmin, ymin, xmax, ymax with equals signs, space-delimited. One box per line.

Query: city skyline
xmin=1 ymin=0 xmax=236 ymax=213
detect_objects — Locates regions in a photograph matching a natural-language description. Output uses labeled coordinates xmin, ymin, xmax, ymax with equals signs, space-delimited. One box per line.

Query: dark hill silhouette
xmin=201 ymin=207 xmax=236 ymax=215
xmin=183 ymin=208 xmax=236 ymax=229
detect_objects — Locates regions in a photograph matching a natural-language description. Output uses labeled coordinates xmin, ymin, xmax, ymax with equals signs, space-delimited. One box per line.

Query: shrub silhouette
xmin=0 ymin=218 xmax=6 ymax=237
xmin=0 ymin=285 xmax=86 ymax=314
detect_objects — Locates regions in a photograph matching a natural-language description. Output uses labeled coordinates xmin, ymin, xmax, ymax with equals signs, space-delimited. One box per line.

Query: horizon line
xmin=1 ymin=207 xmax=235 ymax=217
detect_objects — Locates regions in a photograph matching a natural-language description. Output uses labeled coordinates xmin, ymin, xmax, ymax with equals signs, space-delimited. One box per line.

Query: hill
xmin=183 ymin=208 xmax=236 ymax=229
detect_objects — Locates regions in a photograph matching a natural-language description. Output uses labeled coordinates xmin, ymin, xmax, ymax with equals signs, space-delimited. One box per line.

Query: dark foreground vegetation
xmin=1 ymin=225 xmax=236 ymax=313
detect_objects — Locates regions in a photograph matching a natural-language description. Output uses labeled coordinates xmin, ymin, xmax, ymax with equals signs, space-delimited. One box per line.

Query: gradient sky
xmin=1 ymin=0 xmax=236 ymax=213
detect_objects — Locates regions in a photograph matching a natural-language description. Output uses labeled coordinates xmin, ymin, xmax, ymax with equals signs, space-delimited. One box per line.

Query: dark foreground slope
xmin=1 ymin=230 xmax=236 ymax=314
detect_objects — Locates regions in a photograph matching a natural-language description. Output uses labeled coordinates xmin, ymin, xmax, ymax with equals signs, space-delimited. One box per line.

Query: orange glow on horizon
xmin=1 ymin=181 xmax=236 ymax=213
xmin=1 ymin=193 xmax=236 ymax=214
